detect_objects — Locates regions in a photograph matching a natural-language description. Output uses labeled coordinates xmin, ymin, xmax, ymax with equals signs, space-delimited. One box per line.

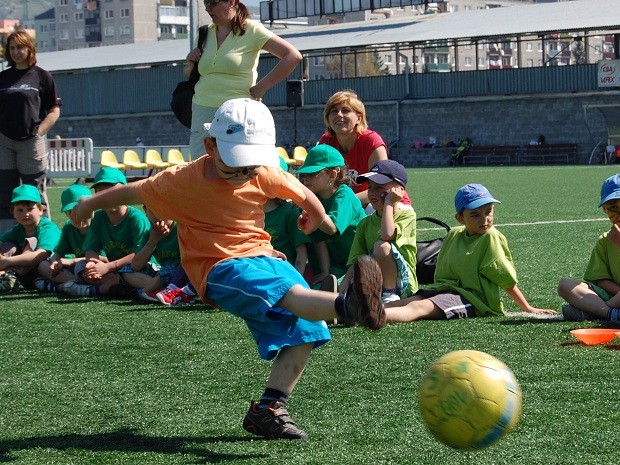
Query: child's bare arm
xmin=72 ymin=183 xmax=142 ymax=225
xmin=293 ymin=243 xmax=308 ymax=276
xmin=504 ymin=285 xmax=557 ymax=314
xmin=380 ymin=186 xmax=405 ymax=241
xmin=0 ymin=249 xmax=49 ymax=269
xmin=131 ymin=221 xmax=169 ymax=271
xmin=296 ymin=184 xmax=336 ymax=235
xmin=311 ymin=241 xmax=331 ymax=285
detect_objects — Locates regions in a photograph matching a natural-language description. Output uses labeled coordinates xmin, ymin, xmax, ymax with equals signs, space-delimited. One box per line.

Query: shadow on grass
xmin=0 ymin=428 xmax=267 ymax=464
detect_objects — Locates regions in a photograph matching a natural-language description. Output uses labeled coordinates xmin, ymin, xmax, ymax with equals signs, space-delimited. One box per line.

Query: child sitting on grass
xmin=127 ymin=205 xmax=182 ymax=303
xmin=385 ymin=183 xmax=556 ymax=322
xmin=0 ymin=184 xmax=60 ymax=293
xmin=71 ymin=98 xmax=385 ymax=441
xmin=295 ymin=144 xmax=366 ymax=287
xmin=263 ymin=156 xmax=311 ymax=276
xmin=63 ymin=167 xmax=151 ymax=298
xmin=558 ymin=174 xmax=620 ymax=322
xmin=340 ymin=160 xmax=418 ymax=304
xmin=35 ymin=183 xmax=101 ymax=293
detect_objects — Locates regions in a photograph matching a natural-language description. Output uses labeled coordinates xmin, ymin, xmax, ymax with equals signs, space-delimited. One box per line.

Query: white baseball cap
xmin=204 ymin=98 xmax=279 ymax=168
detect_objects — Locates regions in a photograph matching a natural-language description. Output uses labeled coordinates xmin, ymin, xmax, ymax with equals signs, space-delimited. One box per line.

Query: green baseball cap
xmin=295 ymin=144 xmax=345 ymax=174
xmin=61 ymin=184 xmax=92 ymax=213
xmin=11 ymin=184 xmax=41 ymax=204
xmin=92 ymin=167 xmax=127 ymax=188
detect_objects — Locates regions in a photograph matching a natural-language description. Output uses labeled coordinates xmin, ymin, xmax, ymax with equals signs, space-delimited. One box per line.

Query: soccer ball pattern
xmin=418 ymin=350 xmax=522 ymax=451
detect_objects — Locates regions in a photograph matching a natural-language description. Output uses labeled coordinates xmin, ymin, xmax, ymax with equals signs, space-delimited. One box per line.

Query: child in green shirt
xmin=35 ymin=183 xmax=100 ymax=293
xmin=0 ymin=184 xmax=60 ymax=293
xmin=295 ymin=144 xmax=366 ymax=285
xmin=559 ymin=174 xmax=620 ymax=322
xmin=385 ymin=183 xmax=555 ymax=322
xmin=63 ymin=167 xmax=151 ymax=298
xmin=341 ymin=160 xmax=418 ymax=304
xmin=127 ymin=205 xmax=183 ymax=302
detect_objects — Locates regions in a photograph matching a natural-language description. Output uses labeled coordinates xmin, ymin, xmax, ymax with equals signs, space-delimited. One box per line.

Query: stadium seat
xmin=167 ymin=149 xmax=187 ymax=166
xmin=277 ymin=146 xmax=294 ymax=165
xmin=145 ymin=149 xmax=170 ymax=172
xmin=123 ymin=149 xmax=148 ymax=170
xmin=100 ymin=150 xmax=125 ymax=170
xmin=292 ymin=146 xmax=308 ymax=165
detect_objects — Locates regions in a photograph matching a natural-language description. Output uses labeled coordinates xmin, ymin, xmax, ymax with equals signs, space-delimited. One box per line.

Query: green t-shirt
xmin=135 ymin=223 xmax=181 ymax=267
xmin=427 ymin=225 xmax=518 ymax=317
xmin=265 ymin=201 xmax=310 ymax=266
xmin=82 ymin=206 xmax=151 ymax=261
xmin=583 ymin=230 xmax=620 ymax=285
xmin=348 ymin=209 xmax=418 ymax=295
xmin=308 ymin=184 xmax=366 ymax=278
xmin=0 ymin=216 xmax=60 ymax=253
xmin=55 ymin=220 xmax=89 ymax=258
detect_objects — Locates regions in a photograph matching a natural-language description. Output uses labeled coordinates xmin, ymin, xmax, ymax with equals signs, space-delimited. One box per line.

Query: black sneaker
xmin=242 ymin=401 xmax=308 ymax=440
xmin=340 ymin=255 xmax=385 ymax=330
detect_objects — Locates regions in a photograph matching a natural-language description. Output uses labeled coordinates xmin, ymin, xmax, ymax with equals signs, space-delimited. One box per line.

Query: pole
xmin=293 ymin=107 xmax=298 ymax=146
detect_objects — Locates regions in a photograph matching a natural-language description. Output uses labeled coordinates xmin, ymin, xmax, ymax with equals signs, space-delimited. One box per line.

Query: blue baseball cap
xmin=598 ymin=174 xmax=620 ymax=207
xmin=455 ymin=183 xmax=501 ymax=213
xmin=356 ymin=159 xmax=408 ymax=187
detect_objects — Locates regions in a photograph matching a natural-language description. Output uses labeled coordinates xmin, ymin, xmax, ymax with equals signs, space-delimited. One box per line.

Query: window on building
xmin=40 ymin=25 xmax=48 ymax=32
xmin=161 ymin=25 xmax=171 ymax=34
xmin=59 ymin=0 xmax=68 ymax=5
xmin=74 ymin=28 xmax=84 ymax=38
xmin=105 ymin=10 xmax=114 ymax=19
xmin=478 ymin=57 xmax=485 ymax=66
xmin=313 ymin=56 xmax=325 ymax=66
xmin=74 ymin=0 xmax=83 ymax=6
xmin=59 ymin=30 xmax=69 ymax=40
xmin=120 ymin=25 xmax=130 ymax=35
xmin=526 ymin=59 xmax=534 ymax=67
xmin=120 ymin=8 xmax=130 ymax=17
xmin=399 ymin=55 xmax=406 ymax=65
xmin=594 ymin=45 xmax=602 ymax=54
xmin=59 ymin=14 xmax=68 ymax=23
xmin=526 ymin=43 xmax=533 ymax=51
xmin=104 ymin=26 xmax=114 ymax=36
xmin=74 ymin=12 xmax=83 ymax=21
xmin=384 ymin=55 xmax=392 ymax=64
xmin=176 ymin=25 xmax=187 ymax=34
xmin=538 ymin=43 xmax=543 ymax=52
xmin=465 ymin=57 xmax=472 ymax=67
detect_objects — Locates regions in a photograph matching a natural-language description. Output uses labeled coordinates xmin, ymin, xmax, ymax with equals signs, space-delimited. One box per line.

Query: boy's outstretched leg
xmin=243 ymin=344 xmax=312 ymax=440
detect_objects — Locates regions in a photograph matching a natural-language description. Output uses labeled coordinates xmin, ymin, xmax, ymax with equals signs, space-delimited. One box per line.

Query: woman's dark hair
xmin=333 ymin=165 xmax=351 ymax=188
xmin=231 ymin=1 xmax=251 ymax=36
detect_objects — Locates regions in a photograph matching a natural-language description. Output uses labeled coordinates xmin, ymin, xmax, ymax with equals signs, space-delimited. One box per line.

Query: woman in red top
xmin=318 ymin=90 xmax=410 ymax=208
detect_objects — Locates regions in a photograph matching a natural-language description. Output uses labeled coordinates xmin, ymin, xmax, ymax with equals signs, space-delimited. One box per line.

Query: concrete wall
xmin=52 ymin=91 xmax=620 ymax=166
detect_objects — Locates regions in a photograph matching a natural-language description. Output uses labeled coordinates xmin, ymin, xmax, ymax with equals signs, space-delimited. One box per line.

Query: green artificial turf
xmin=2 ymin=165 xmax=620 ymax=464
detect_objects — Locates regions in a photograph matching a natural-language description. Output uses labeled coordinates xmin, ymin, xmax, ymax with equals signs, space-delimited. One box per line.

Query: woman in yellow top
xmin=184 ymin=0 xmax=302 ymax=158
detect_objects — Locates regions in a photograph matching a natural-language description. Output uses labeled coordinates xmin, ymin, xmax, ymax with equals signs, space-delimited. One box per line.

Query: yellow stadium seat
xmin=167 ymin=149 xmax=187 ymax=166
xmin=277 ymin=146 xmax=295 ymax=165
xmin=292 ymin=146 xmax=308 ymax=164
xmin=123 ymin=149 xmax=148 ymax=170
xmin=145 ymin=149 xmax=170 ymax=169
xmin=100 ymin=150 xmax=125 ymax=170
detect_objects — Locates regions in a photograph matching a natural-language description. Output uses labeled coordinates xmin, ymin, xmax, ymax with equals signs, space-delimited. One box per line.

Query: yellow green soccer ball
xmin=418 ymin=350 xmax=522 ymax=451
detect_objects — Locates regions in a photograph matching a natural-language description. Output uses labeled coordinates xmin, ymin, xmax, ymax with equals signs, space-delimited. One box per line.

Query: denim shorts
xmin=206 ymin=256 xmax=332 ymax=360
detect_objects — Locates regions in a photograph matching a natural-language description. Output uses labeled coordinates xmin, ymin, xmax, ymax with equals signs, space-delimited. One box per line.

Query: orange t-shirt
xmin=136 ymin=155 xmax=307 ymax=298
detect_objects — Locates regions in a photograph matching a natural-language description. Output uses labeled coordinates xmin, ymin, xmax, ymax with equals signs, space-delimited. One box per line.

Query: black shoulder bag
xmin=416 ymin=217 xmax=451 ymax=285
xmin=170 ymin=26 xmax=208 ymax=128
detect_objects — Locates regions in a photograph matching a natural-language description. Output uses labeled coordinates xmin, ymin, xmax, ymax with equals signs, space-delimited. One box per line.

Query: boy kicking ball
xmin=72 ymin=98 xmax=384 ymax=440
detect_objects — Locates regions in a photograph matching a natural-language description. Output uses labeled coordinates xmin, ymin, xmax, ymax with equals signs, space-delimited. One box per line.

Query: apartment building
xmin=32 ymin=0 xmax=190 ymax=51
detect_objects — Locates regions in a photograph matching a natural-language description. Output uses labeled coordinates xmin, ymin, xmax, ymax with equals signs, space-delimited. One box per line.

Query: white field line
xmin=417 ymin=217 xmax=608 ymax=232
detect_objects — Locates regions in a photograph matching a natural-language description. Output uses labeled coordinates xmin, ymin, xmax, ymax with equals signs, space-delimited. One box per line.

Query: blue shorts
xmin=206 ymin=256 xmax=332 ymax=360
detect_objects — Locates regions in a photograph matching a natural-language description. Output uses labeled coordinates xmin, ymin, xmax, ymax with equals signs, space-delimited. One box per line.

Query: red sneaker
xmin=156 ymin=286 xmax=195 ymax=306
